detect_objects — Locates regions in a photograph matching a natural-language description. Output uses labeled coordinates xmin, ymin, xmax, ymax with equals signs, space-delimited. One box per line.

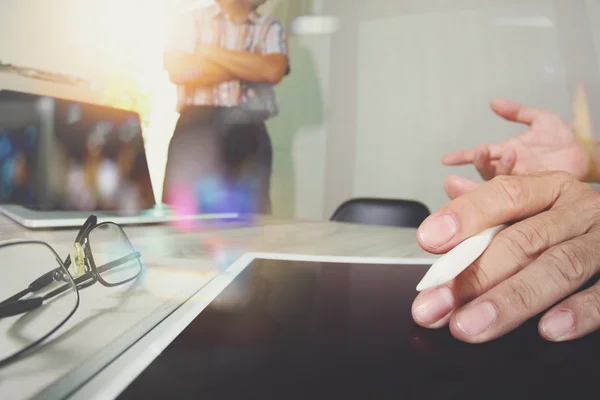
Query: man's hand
xmin=412 ymin=171 xmax=600 ymax=343
xmin=442 ymin=99 xmax=591 ymax=181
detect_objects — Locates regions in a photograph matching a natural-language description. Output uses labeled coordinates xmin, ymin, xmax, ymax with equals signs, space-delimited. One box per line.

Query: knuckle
xmin=457 ymin=196 xmax=488 ymax=224
xmin=491 ymin=175 xmax=523 ymax=210
xmin=544 ymin=244 xmax=589 ymax=287
xmin=581 ymin=285 xmax=600 ymax=321
xmin=502 ymin=223 xmax=547 ymax=259
xmin=503 ymin=278 xmax=539 ymax=310
xmin=535 ymin=170 xmax=575 ymax=192
xmin=554 ymin=171 xmax=579 ymax=191
xmin=589 ymin=190 xmax=600 ymax=209
xmin=552 ymin=170 xmax=575 ymax=182
xmin=583 ymin=191 xmax=600 ymax=219
xmin=457 ymin=261 xmax=492 ymax=298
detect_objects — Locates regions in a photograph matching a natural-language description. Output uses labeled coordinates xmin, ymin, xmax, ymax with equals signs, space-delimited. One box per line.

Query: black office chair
xmin=330 ymin=198 xmax=431 ymax=228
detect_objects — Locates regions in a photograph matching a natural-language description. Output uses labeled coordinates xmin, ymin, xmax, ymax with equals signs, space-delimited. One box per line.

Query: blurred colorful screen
xmin=0 ymin=90 xmax=155 ymax=213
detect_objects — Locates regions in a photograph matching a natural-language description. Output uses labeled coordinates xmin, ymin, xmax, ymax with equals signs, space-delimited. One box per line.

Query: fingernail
xmin=542 ymin=310 xmax=574 ymax=341
xmin=501 ymin=151 xmax=514 ymax=166
xmin=456 ymin=301 xmax=498 ymax=336
xmin=418 ymin=214 xmax=458 ymax=248
xmin=413 ymin=286 xmax=455 ymax=325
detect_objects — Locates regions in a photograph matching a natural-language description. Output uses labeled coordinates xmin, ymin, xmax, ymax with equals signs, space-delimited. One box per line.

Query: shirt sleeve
xmin=164 ymin=12 xmax=196 ymax=54
xmin=262 ymin=20 xmax=288 ymax=56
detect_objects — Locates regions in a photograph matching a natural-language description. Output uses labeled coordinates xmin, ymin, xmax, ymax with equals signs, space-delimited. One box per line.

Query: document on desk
xmin=0 ymin=243 xmax=220 ymax=400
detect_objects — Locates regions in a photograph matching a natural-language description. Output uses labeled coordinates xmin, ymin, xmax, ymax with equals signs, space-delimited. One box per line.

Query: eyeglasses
xmin=0 ymin=215 xmax=142 ymax=368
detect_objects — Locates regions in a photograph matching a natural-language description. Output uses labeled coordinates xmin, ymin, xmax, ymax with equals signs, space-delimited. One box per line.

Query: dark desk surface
xmin=117 ymin=259 xmax=599 ymax=400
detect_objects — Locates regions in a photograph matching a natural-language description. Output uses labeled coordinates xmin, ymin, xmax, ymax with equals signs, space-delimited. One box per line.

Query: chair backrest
xmin=330 ymin=198 xmax=430 ymax=228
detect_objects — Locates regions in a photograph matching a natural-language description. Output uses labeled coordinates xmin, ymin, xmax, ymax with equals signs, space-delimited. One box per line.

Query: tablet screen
xmin=117 ymin=259 xmax=599 ymax=399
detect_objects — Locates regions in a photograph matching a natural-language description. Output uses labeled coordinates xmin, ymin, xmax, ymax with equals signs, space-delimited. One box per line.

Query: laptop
xmin=0 ymin=90 xmax=238 ymax=228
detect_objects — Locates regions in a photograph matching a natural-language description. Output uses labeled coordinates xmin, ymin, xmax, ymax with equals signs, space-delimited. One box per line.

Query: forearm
xmin=200 ymin=46 xmax=288 ymax=84
xmin=164 ymin=52 xmax=235 ymax=87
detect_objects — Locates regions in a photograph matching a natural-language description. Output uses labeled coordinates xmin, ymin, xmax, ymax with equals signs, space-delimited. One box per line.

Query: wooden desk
xmin=0 ymin=214 xmax=434 ymax=400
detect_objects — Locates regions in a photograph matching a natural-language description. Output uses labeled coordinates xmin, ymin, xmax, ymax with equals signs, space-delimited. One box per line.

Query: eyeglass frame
xmin=0 ymin=215 xmax=142 ymax=368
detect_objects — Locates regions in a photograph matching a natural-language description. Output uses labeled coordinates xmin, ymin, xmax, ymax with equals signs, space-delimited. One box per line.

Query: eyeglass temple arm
xmin=0 ymin=251 xmax=141 ymax=319
xmin=0 ymin=272 xmax=93 ymax=319
xmin=0 ymin=265 xmax=61 ymax=306
xmin=20 ymin=256 xmax=71 ymax=299
xmin=23 ymin=251 xmax=139 ymax=299
xmin=0 ymin=297 xmax=43 ymax=318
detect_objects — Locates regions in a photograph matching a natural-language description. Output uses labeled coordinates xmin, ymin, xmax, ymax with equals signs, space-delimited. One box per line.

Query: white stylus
xmin=416 ymin=224 xmax=508 ymax=292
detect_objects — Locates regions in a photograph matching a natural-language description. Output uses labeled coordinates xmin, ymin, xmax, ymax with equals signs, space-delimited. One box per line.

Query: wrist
xmin=578 ymin=136 xmax=599 ymax=183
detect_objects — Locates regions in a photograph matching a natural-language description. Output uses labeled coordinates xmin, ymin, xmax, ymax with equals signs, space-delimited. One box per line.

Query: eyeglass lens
xmin=0 ymin=243 xmax=77 ymax=365
xmin=87 ymin=223 xmax=142 ymax=285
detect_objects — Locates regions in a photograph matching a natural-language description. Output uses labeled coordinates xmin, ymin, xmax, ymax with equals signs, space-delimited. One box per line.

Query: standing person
xmin=162 ymin=0 xmax=289 ymax=214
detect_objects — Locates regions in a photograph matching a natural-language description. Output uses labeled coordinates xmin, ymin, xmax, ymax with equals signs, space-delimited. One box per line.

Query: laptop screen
xmin=0 ymin=90 xmax=155 ymax=212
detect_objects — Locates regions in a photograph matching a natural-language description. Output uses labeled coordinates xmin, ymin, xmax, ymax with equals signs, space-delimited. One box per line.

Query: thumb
xmin=491 ymin=98 xmax=546 ymax=126
xmin=444 ymin=175 xmax=480 ymax=199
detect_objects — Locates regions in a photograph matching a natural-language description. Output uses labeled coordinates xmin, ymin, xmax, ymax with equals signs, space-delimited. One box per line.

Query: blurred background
xmin=1 ymin=0 xmax=599 ymax=219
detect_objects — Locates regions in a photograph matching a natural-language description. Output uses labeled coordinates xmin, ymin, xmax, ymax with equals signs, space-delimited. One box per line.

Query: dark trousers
xmin=162 ymin=106 xmax=273 ymax=214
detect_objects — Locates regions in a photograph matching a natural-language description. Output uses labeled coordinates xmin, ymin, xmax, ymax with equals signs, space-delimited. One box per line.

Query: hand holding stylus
xmin=412 ymin=172 xmax=600 ymax=344
xmin=416 ymin=224 xmax=508 ymax=292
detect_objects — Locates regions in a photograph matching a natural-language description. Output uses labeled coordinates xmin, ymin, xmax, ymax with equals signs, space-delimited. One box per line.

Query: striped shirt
xmin=165 ymin=4 xmax=288 ymax=119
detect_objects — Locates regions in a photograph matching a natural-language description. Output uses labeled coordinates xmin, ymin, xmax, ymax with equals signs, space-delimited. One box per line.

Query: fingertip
xmin=448 ymin=314 xmax=482 ymax=344
xmin=491 ymin=98 xmax=506 ymax=104
xmin=539 ymin=309 xmax=576 ymax=342
xmin=444 ymin=178 xmax=462 ymax=200
xmin=442 ymin=152 xmax=469 ymax=165
xmin=417 ymin=209 xmax=463 ymax=252
xmin=444 ymin=174 xmax=467 ymax=185
xmin=448 ymin=307 xmax=496 ymax=344
xmin=444 ymin=175 xmax=480 ymax=199
xmin=490 ymin=98 xmax=519 ymax=119
xmin=490 ymin=98 xmax=515 ymax=109
xmin=412 ymin=287 xmax=455 ymax=329
xmin=441 ymin=154 xmax=454 ymax=165
xmin=490 ymin=98 xmax=504 ymax=112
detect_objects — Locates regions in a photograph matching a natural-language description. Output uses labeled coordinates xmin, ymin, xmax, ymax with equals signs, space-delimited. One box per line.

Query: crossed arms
xmin=163 ymin=47 xmax=289 ymax=87
xmin=163 ymin=12 xmax=290 ymax=88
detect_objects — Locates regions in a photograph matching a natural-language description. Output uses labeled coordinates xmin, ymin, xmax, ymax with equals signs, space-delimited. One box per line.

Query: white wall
xmin=267 ymin=34 xmax=330 ymax=220
xmin=322 ymin=0 xmax=600 ymax=215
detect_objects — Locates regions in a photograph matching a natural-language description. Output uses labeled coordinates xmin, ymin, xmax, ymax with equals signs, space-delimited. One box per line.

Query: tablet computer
xmin=77 ymin=255 xmax=599 ymax=399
